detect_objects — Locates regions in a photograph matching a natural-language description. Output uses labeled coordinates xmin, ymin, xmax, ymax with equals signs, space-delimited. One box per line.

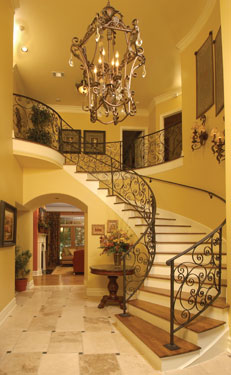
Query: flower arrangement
xmin=100 ymin=229 xmax=132 ymax=255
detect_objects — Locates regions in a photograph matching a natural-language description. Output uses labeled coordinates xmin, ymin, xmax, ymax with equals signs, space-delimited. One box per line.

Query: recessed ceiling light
xmin=52 ymin=72 xmax=64 ymax=78
xmin=21 ymin=46 xmax=28 ymax=52
xmin=56 ymin=98 xmax=61 ymax=102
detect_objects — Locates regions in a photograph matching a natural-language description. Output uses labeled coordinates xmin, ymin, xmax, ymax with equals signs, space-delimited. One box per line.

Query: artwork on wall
xmin=195 ymin=32 xmax=214 ymax=118
xmin=0 ymin=201 xmax=17 ymax=247
xmin=214 ymin=27 xmax=224 ymax=116
xmin=92 ymin=224 xmax=105 ymax=235
xmin=84 ymin=130 xmax=105 ymax=154
xmin=61 ymin=129 xmax=81 ymax=153
xmin=107 ymin=220 xmax=118 ymax=233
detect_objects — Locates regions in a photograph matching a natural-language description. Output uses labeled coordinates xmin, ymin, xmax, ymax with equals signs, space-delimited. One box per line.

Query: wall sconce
xmin=210 ymin=128 xmax=225 ymax=163
xmin=191 ymin=115 xmax=208 ymax=151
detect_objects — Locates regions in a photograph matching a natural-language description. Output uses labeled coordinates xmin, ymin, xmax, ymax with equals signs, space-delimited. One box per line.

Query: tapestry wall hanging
xmin=195 ymin=32 xmax=214 ymax=118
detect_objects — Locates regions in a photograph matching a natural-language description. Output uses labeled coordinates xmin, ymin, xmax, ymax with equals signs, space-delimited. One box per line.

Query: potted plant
xmin=27 ymin=105 xmax=53 ymax=146
xmin=15 ymin=246 xmax=32 ymax=292
xmin=38 ymin=219 xmax=48 ymax=233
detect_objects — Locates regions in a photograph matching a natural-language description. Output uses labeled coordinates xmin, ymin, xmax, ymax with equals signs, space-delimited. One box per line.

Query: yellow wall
xmin=17 ymin=210 xmax=33 ymax=282
xmin=0 ymin=2 xmax=23 ymax=312
xmin=147 ymin=1 xmax=225 ymax=231
xmin=220 ymin=0 xmax=231 ymax=351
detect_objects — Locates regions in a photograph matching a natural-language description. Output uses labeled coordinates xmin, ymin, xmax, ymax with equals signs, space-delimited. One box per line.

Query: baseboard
xmin=86 ymin=288 xmax=108 ymax=297
xmin=27 ymin=279 xmax=34 ymax=290
xmin=0 ymin=297 xmax=16 ymax=327
xmin=32 ymin=270 xmax=42 ymax=276
xmin=227 ymin=335 xmax=231 ymax=355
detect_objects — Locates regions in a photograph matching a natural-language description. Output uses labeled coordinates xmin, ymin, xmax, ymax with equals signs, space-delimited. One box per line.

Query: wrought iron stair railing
xmin=73 ymin=152 xmax=157 ymax=310
xmin=146 ymin=176 xmax=226 ymax=350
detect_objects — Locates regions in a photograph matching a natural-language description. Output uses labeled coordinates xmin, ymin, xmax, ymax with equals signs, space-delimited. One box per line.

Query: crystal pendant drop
xmin=136 ymin=33 xmax=143 ymax=47
xmin=69 ymin=54 xmax=74 ymax=67
xmin=142 ymin=65 xmax=146 ymax=78
xmin=95 ymin=27 xmax=100 ymax=43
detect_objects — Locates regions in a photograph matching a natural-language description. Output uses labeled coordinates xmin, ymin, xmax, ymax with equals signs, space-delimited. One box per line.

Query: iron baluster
xmin=165 ymin=260 xmax=180 ymax=350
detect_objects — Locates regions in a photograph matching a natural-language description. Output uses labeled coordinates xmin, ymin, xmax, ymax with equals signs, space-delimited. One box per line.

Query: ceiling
xmin=14 ymin=0 xmax=209 ymax=111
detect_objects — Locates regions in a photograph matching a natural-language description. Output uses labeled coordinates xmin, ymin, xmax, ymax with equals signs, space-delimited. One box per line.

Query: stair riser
xmin=156 ymin=243 xmax=220 ymax=252
xmin=149 ymin=266 xmax=227 ymax=279
xmin=138 ymin=290 xmax=227 ymax=321
xmin=155 ymin=234 xmax=208 ymax=242
xmin=153 ymin=252 xmax=226 ymax=263
xmin=128 ymin=304 xmax=199 ymax=345
xmin=144 ymin=278 xmax=227 ymax=298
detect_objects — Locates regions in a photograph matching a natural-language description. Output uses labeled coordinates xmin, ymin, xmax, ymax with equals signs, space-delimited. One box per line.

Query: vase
xmin=114 ymin=253 xmax=121 ymax=266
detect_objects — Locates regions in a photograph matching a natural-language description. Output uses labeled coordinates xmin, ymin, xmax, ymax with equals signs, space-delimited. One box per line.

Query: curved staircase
xmin=65 ymin=165 xmax=228 ymax=371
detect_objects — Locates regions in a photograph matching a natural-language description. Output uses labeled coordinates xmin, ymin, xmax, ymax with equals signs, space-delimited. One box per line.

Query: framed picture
xmin=195 ymin=32 xmax=214 ymax=118
xmin=214 ymin=27 xmax=224 ymax=116
xmin=60 ymin=129 xmax=81 ymax=154
xmin=92 ymin=224 xmax=105 ymax=235
xmin=107 ymin=220 xmax=118 ymax=233
xmin=84 ymin=130 xmax=105 ymax=154
xmin=0 ymin=201 xmax=17 ymax=247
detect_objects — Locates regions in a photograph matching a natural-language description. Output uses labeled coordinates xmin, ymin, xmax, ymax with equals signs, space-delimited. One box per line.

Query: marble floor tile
xmin=27 ymin=315 xmax=58 ymax=331
xmin=48 ymin=331 xmax=83 ymax=353
xmin=38 ymin=353 xmax=79 ymax=375
xmin=82 ymin=332 xmax=118 ymax=354
xmin=13 ymin=331 xmax=51 ymax=353
xmin=0 ymin=328 xmax=22 ymax=352
xmin=117 ymin=353 xmax=158 ymax=375
xmin=39 ymin=304 xmax=63 ymax=317
xmin=0 ymin=352 xmax=42 ymax=374
xmin=113 ymin=332 xmax=140 ymax=355
xmin=84 ymin=317 xmax=112 ymax=332
xmin=84 ymin=306 xmax=110 ymax=318
xmin=79 ymin=353 xmax=121 ymax=375
xmin=56 ymin=315 xmax=84 ymax=331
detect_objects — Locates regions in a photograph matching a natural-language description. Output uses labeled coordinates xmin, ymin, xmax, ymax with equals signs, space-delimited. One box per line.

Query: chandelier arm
xmin=95 ymin=112 xmax=129 ymax=125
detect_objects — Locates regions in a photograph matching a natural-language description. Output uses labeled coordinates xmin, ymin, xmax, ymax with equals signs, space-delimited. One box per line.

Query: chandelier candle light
xmin=70 ymin=1 xmax=146 ymax=125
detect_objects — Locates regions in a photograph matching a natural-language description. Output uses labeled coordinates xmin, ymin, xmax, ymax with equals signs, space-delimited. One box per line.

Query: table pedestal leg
xmin=98 ymin=275 xmax=123 ymax=309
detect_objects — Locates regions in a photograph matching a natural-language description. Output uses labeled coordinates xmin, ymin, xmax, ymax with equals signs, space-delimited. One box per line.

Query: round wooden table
xmin=90 ymin=264 xmax=135 ymax=309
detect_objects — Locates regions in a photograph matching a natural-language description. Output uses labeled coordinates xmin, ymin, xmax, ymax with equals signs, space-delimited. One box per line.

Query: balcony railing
xmin=13 ymin=93 xmax=182 ymax=170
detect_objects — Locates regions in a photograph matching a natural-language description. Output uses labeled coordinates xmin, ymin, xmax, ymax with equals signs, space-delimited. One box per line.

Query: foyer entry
xmin=122 ymin=130 xmax=144 ymax=169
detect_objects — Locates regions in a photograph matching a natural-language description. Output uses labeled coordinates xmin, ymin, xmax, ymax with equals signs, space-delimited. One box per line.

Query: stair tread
xmin=139 ymin=286 xmax=229 ymax=309
xmin=128 ymin=299 xmax=226 ymax=333
xmin=154 ymin=224 xmax=192 ymax=228
xmin=116 ymin=314 xmax=200 ymax=358
xmin=147 ymin=273 xmax=227 ymax=286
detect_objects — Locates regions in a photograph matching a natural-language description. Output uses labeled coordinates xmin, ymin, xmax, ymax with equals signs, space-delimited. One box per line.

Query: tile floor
xmin=0 ymin=285 xmax=230 ymax=374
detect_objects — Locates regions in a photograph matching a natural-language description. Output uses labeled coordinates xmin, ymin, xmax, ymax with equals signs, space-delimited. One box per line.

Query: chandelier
xmin=70 ymin=0 xmax=146 ymax=125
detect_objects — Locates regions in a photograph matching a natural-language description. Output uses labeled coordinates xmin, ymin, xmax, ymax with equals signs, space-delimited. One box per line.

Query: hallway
xmin=0 ymin=286 xmax=230 ymax=374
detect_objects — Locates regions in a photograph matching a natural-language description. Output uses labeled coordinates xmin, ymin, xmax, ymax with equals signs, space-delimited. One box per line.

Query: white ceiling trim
xmin=176 ymin=0 xmax=216 ymax=51
xmin=10 ymin=0 xmax=20 ymax=11
xmin=149 ymin=89 xmax=182 ymax=112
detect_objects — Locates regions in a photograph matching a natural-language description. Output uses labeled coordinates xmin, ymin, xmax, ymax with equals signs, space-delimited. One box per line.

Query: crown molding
xmin=149 ymin=89 xmax=182 ymax=112
xmin=10 ymin=0 xmax=20 ymax=11
xmin=176 ymin=0 xmax=216 ymax=52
